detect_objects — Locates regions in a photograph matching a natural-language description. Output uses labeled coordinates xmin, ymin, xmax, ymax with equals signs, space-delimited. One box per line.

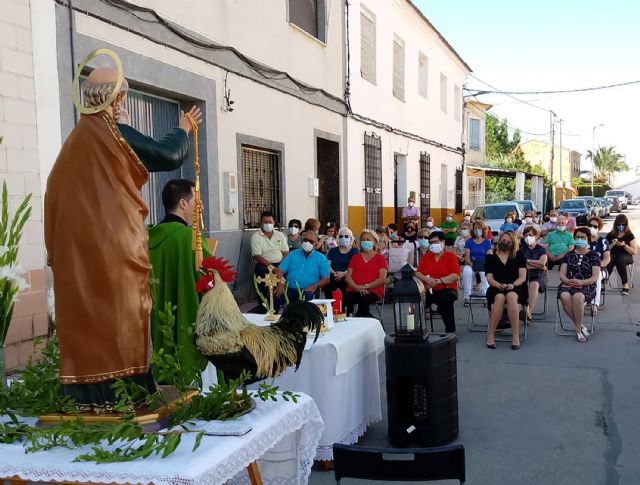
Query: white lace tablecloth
xmin=243 ymin=315 xmax=386 ymax=461
xmin=0 ymin=393 xmax=323 ymax=485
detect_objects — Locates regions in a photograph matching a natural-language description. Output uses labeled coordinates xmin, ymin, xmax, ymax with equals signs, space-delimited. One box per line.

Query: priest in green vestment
xmin=149 ymin=179 xmax=211 ymax=384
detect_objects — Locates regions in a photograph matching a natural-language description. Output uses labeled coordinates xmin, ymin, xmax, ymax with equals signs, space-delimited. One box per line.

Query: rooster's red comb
xmin=200 ymin=256 xmax=238 ymax=283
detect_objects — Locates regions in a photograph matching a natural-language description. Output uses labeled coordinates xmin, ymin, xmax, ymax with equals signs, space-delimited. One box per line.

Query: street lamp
xmin=592 ymin=124 xmax=604 ymax=196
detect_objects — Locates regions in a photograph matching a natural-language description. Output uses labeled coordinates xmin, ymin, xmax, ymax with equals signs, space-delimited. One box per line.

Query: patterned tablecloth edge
xmin=0 ymin=398 xmax=324 ymax=485
xmin=314 ymin=412 xmax=383 ymax=462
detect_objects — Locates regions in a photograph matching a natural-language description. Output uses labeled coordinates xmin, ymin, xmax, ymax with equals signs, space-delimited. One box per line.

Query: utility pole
xmin=559 ymin=118 xmax=563 ymax=186
xmin=591 ymin=124 xmax=604 ymax=196
xmin=549 ymin=110 xmax=555 ymax=206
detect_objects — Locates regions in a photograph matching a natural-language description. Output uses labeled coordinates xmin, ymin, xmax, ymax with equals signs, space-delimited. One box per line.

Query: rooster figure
xmin=195 ymin=257 xmax=323 ymax=383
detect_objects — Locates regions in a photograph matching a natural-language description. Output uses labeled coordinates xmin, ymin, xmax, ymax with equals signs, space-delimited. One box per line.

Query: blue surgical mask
xmin=473 ymin=229 xmax=483 ymax=237
xmin=419 ymin=239 xmax=429 ymax=248
xmin=617 ymin=224 xmax=626 ymax=232
xmin=461 ymin=229 xmax=469 ymax=237
xmin=574 ymin=239 xmax=587 ymax=248
xmin=361 ymin=240 xmax=374 ymax=251
xmin=390 ymin=232 xmax=398 ymax=240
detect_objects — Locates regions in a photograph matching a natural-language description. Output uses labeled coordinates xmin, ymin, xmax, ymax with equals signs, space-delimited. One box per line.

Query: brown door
xmin=317 ymin=137 xmax=341 ymax=225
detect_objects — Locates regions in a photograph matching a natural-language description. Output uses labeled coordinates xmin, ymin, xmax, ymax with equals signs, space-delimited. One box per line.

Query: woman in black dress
xmin=558 ymin=227 xmax=601 ymax=342
xmin=485 ymin=231 xmax=528 ymax=350
xmin=605 ymin=214 xmax=637 ymax=295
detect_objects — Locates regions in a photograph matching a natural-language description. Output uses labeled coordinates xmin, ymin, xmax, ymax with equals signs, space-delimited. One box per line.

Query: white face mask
xmin=464 ymin=216 xmax=471 ymax=221
xmin=408 ymin=202 xmax=415 ymax=207
xmin=289 ymin=226 xmax=299 ymax=235
xmin=550 ymin=217 xmax=557 ymax=223
xmin=262 ymin=223 xmax=274 ymax=232
xmin=590 ymin=227 xmax=599 ymax=237
xmin=339 ymin=236 xmax=351 ymax=247
xmin=525 ymin=235 xmax=536 ymax=245
xmin=461 ymin=229 xmax=469 ymax=237
xmin=446 ymin=216 xmax=452 ymax=222
xmin=506 ymin=218 xmax=513 ymax=223
xmin=302 ymin=241 xmax=314 ymax=252
xmin=525 ymin=217 xmax=533 ymax=224
xmin=429 ymin=243 xmax=443 ymax=254
xmin=557 ymin=225 xmax=566 ymax=232
xmin=426 ymin=221 xmax=434 ymax=228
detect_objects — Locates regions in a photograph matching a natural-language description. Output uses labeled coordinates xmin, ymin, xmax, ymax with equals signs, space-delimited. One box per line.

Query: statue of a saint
xmin=45 ymin=54 xmax=200 ymax=413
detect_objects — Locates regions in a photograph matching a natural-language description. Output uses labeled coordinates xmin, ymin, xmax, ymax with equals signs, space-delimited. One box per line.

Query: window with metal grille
xmin=392 ymin=35 xmax=405 ymax=101
xmin=124 ymin=90 xmax=182 ymax=225
xmin=364 ymin=133 xmax=382 ymax=228
xmin=419 ymin=151 xmax=431 ymax=226
xmin=360 ymin=8 xmax=376 ymax=84
xmin=455 ymin=168 xmax=463 ymax=213
xmin=241 ymin=146 xmax=281 ymax=228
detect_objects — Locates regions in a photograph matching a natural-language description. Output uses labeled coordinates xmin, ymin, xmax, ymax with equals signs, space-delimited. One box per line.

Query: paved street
xmin=310 ymin=207 xmax=640 ymax=485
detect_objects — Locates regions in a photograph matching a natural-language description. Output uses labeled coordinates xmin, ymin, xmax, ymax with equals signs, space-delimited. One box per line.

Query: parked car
xmin=606 ymin=196 xmax=622 ymax=213
xmin=605 ymin=190 xmax=627 ymax=210
xmin=558 ymin=199 xmax=590 ymax=226
xmin=598 ymin=197 xmax=610 ymax=217
xmin=576 ymin=196 xmax=599 ymax=218
xmin=593 ymin=197 xmax=606 ymax=218
xmin=626 ymin=192 xmax=633 ymax=205
xmin=470 ymin=202 xmax=525 ymax=237
xmin=514 ymin=200 xmax=542 ymax=221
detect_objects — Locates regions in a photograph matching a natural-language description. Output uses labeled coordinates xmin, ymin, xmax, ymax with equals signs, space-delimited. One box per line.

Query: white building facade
xmin=345 ymin=0 xmax=470 ymax=234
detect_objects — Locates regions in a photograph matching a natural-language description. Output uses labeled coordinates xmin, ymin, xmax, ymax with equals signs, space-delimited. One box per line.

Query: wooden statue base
xmin=38 ymin=386 xmax=198 ymax=432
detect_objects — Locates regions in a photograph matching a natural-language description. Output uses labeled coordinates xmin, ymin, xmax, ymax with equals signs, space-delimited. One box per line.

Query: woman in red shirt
xmin=415 ymin=231 xmax=461 ymax=332
xmin=345 ymin=229 xmax=389 ymax=318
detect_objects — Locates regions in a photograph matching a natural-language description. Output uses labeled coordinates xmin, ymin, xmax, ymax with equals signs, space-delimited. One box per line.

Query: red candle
xmin=332 ymin=289 xmax=342 ymax=314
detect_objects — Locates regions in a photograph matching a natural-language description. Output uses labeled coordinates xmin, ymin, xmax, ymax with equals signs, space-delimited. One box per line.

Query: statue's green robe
xmin=148 ymin=220 xmax=211 ymax=384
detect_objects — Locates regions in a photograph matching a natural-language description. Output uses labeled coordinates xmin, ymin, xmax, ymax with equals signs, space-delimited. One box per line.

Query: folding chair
xmin=608 ymin=260 xmax=635 ymax=290
xmin=333 ymin=443 xmax=466 ymax=484
xmin=554 ymin=294 xmax=596 ymax=337
xmin=493 ymin=302 xmax=528 ymax=342
xmin=466 ymin=294 xmax=489 ymax=333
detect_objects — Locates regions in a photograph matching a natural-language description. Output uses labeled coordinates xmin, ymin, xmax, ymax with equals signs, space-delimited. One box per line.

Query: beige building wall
xmin=520 ymin=140 xmax=581 ymax=185
xmin=1 ymin=0 xmax=49 ymax=370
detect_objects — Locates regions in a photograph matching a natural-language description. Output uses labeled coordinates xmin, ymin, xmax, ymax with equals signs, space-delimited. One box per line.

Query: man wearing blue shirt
xmin=276 ymin=230 xmax=330 ymax=304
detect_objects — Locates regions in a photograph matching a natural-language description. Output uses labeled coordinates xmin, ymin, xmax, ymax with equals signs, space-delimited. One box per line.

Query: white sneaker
xmin=576 ymin=332 xmax=587 ymax=343
xmin=581 ymin=325 xmax=591 ymax=340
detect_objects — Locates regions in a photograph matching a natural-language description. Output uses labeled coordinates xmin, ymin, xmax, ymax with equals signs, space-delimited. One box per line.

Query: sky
xmin=414 ymin=0 xmax=640 ymax=178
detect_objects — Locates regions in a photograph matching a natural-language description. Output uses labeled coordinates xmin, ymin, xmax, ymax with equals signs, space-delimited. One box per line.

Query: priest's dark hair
xmin=162 ymin=179 xmax=196 ymax=212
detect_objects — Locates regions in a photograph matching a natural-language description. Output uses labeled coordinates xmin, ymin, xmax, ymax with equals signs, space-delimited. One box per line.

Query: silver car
xmin=470 ymin=202 xmax=525 ymax=237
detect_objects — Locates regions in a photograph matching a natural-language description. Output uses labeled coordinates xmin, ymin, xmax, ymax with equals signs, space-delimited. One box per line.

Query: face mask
xmin=361 ymin=240 xmax=374 ymax=251
xmin=525 ymin=217 xmax=533 ymax=224
xmin=574 ymin=239 xmax=587 ymax=249
xmin=390 ymin=232 xmax=397 ymax=240
xmin=302 ymin=241 xmax=314 ymax=252
xmin=426 ymin=221 xmax=434 ymax=228
xmin=464 ymin=216 xmax=471 ymax=222
xmin=289 ymin=226 xmax=299 ymax=235
xmin=550 ymin=217 xmax=557 ymax=223
xmin=339 ymin=237 xmax=351 ymax=247
xmin=429 ymin=243 xmax=443 ymax=254
xmin=262 ymin=223 xmax=274 ymax=232
xmin=461 ymin=229 xmax=469 ymax=237
xmin=446 ymin=216 xmax=452 ymax=222
xmin=617 ymin=224 xmax=626 ymax=232
xmin=408 ymin=202 xmax=415 ymax=207
xmin=590 ymin=227 xmax=599 ymax=237
xmin=498 ymin=241 xmax=512 ymax=252
xmin=506 ymin=218 xmax=513 ymax=223
xmin=543 ymin=217 xmax=550 ymax=223
xmin=419 ymin=239 xmax=429 ymax=248
xmin=406 ymin=227 xmax=416 ymax=234
xmin=525 ymin=235 xmax=536 ymax=245
xmin=474 ymin=229 xmax=483 ymax=237
xmin=557 ymin=226 xmax=566 ymax=232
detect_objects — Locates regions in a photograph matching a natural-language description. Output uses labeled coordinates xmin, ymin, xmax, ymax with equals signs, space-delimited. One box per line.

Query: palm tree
xmin=585 ymin=146 xmax=629 ymax=186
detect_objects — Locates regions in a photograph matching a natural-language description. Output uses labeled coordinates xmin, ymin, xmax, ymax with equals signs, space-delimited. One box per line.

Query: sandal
xmin=581 ymin=325 xmax=590 ymax=340
xmin=622 ymin=288 xmax=630 ymax=296
xmin=576 ymin=332 xmax=587 ymax=343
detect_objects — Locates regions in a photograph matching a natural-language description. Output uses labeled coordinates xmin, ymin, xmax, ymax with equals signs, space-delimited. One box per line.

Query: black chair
xmin=333 ymin=443 xmax=466 ymax=484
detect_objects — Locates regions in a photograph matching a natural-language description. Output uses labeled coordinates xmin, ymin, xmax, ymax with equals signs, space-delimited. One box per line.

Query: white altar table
xmin=245 ymin=314 xmax=386 ymax=461
xmin=0 ymin=393 xmax=323 ymax=485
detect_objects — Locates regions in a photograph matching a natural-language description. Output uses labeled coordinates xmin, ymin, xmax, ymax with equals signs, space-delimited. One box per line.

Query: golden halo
xmin=71 ymin=48 xmax=124 ymax=115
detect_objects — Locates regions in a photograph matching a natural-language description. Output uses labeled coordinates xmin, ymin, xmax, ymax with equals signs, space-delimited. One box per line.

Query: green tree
xmin=585 ymin=146 xmax=628 ymax=186
xmin=485 ymin=114 xmax=524 ymax=161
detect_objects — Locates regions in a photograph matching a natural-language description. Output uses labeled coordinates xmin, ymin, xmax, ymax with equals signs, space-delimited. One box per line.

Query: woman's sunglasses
xmin=338 ymin=235 xmax=350 ymax=239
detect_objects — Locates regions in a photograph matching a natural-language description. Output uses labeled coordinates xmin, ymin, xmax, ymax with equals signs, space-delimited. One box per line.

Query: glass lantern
xmin=391 ymin=264 xmax=429 ymax=341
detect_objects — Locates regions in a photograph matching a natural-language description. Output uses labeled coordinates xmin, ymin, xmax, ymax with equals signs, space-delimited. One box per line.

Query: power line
xmin=464 ymin=78 xmax=640 ymax=95
xmin=466 ymin=75 xmax=552 ymax=113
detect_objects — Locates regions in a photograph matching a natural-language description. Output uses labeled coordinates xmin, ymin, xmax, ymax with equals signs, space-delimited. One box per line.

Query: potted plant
xmin=0 ymin=180 xmax=32 ymax=387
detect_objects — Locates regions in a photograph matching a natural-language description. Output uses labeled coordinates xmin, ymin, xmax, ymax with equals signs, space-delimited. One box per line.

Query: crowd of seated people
xmin=249 ymin=205 xmax=636 ymax=342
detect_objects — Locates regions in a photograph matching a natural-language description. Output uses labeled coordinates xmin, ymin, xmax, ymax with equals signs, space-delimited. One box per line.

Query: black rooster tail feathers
xmin=278 ymin=300 xmax=324 ymax=343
